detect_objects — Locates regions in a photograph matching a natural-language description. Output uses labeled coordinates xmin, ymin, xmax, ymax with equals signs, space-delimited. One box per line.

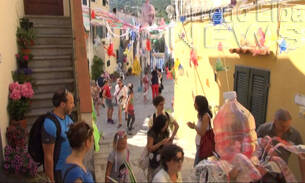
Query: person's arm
xmin=105 ymin=161 xmax=113 ymax=183
xmin=42 ymin=143 xmax=55 ymax=183
xmin=298 ymin=156 xmax=305 ymax=182
xmin=147 ymin=136 xmax=169 ymax=153
xmin=169 ymin=120 xmax=179 ymax=141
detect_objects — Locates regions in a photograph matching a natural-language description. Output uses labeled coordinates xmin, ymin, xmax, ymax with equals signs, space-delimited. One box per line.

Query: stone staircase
xmin=25 ymin=16 xmax=75 ymax=127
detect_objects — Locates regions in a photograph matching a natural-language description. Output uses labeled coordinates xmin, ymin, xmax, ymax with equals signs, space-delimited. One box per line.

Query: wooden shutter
xmin=234 ymin=65 xmax=251 ymax=109
xmin=249 ymin=68 xmax=270 ymax=127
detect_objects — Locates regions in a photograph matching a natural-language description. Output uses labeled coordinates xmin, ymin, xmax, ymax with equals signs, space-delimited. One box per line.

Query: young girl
xmin=105 ymin=131 xmax=130 ymax=183
xmin=126 ymin=83 xmax=135 ymax=134
xmin=91 ymin=80 xmax=101 ymax=116
xmin=142 ymin=71 xmax=149 ymax=103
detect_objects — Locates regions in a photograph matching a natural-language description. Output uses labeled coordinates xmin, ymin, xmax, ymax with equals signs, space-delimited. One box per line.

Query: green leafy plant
xmin=12 ymin=69 xmax=33 ymax=84
xmin=91 ymin=56 xmax=105 ymax=81
xmin=16 ymin=27 xmax=36 ymax=49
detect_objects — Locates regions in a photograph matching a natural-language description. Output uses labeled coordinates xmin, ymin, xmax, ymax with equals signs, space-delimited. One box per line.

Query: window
xmin=91 ymin=0 xmax=95 ymax=2
xmin=96 ymin=26 xmax=107 ymax=39
xmin=103 ymin=0 xmax=108 ymax=6
xmin=234 ymin=65 xmax=270 ymax=127
xmin=82 ymin=0 xmax=87 ymax=6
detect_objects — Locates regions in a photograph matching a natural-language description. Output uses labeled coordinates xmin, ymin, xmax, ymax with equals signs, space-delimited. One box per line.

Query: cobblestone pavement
xmin=94 ymin=75 xmax=196 ymax=182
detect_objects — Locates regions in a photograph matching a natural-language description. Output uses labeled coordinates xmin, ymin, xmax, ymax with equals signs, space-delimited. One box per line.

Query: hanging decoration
xmin=174 ymin=58 xmax=180 ymax=71
xmin=180 ymin=16 xmax=186 ymax=23
xmin=216 ymin=58 xmax=225 ymax=72
xmin=256 ymin=28 xmax=266 ymax=47
xmin=279 ymin=39 xmax=287 ymax=53
xmin=217 ymin=42 xmax=223 ymax=52
xmin=123 ymin=48 xmax=129 ymax=56
xmin=178 ymin=64 xmax=184 ymax=76
xmin=146 ymin=39 xmax=151 ymax=51
xmin=141 ymin=0 xmax=155 ymax=26
xmin=190 ymin=49 xmax=198 ymax=67
xmin=206 ymin=79 xmax=210 ymax=88
xmin=212 ymin=9 xmax=223 ymax=25
xmin=132 ymin=57 xmax=141 ymax=76
xmin=166 ymin=67 xmax=173 ymax=80
xmin=91 ymin=9 xmax=96 ymax=19
xmin=106 ymin=43 xmax=116 ymax=57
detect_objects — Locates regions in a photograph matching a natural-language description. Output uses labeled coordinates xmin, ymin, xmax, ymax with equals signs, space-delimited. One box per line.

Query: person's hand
xmin=161 ymin=138 xmax=170 ymax=145
xmin=187 ymin=122 xmax=195 ymax=129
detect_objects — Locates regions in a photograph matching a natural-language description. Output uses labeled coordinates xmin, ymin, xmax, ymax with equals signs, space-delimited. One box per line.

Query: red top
xmin=103 ymin=85 xmax=111 ymax=99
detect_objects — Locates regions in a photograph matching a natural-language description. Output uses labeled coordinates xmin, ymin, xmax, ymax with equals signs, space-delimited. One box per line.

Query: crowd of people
xmin=29 ymin=69 xmax=304 ymax=183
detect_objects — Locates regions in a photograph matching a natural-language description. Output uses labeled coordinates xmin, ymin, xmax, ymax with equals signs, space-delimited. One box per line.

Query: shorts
xmin=105 ymin=98 xmax=113 ymax=108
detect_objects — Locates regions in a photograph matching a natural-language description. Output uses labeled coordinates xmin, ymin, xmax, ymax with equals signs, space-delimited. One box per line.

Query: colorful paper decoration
xmin=141 ymin=0 xmax=155 ymax=26
xmin=146 ymin=39 xmax=151 ymax=51
xmin=180 ymin=16 xmax=186 ymax=23
xmin=123 ymin=48 xmax=129 ymax=55
xmin=190 ymin=49 xmax=198 ymax=67
xmin=216 ymin=58 xmax=225 ymax=72
xmin=166 ymin=67 xmax=173 ymax=80
xmin=279 ymin=39 xmax=287 ymax=53
xmin=179 ymin=33 xmax=193 ymax=49
xmin=212 ymin=9 xmax=223 ymax=25
xmin=174 ymin=58 xmax=180 ymax=70
xmin=178 ymin=64 xmax=184 ymax=76
xmin=218 ymin=42 xmax=223 ymax=51
xmin=91 ymin=10 xmax=96 ymax=19
xmin=106 ymin=43 xmax=116 ymax=57
xmin=132 ymin=57 xmax=141 ymax=76
xmin=257 ymin=28 xmax=266 ymax=47
xmin=206 ymin=79 xmax=210 ymax=88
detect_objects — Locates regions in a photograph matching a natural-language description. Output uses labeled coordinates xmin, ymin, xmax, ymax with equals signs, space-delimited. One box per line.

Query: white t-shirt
xmin=195 ymin=113 xmax=211 ymax=146
xmin=114 ymin=85 xmax=127 ymax=104
xmin=152 ymin=168 xmax=182 ymax=183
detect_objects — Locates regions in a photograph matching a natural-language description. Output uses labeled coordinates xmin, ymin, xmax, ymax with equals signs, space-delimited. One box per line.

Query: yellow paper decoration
xmin=124 ymin=48 xmax=129 ymax=55
xmin=132 ymin=57 xmax=141 ymax=76
xmin=174 ymin=58 xmax=180 ymax=71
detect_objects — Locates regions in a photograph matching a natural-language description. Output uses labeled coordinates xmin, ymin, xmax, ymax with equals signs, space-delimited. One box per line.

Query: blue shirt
xmin=62 ymin=163 xmax=94 ymax=183
xmin=41 ymin=113 xmax=73 ymax=170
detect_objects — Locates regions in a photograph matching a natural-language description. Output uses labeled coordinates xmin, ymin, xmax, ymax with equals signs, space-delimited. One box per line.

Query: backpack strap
xmin=153 ymin=113 xmax=156 ymax=124
xmin=63 ymin=164 xmax=78 ymax=183
xmin=45 ymin=113 xmax=62 ymax=170
xmin=165 ymin=112 xmax=170 ymax=122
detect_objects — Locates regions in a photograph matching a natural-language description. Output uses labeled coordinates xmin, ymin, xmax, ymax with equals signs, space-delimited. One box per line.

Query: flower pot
xmin=18 ymin=61 xmax=28 ymax=69
xmin=21 ymin=48 xmax=31 ymax=55
xmin=10 ymin=119 xmax=27 ymax=130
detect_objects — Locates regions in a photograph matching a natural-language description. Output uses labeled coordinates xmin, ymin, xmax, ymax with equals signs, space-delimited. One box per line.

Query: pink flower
xmin=23 ymin=55 xmax=29 ymax=61
xmin=10 ymin=88 xmax=21 ymax=100
xmin=9 ymin=82 xmax=20 ymax=91
xmin=21 ymin=82 xmax=34 ymax=98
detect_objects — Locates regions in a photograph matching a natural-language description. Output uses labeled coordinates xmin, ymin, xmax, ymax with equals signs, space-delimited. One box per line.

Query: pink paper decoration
xmin=91 ymin=10 xmax=96 ymax=19
xmin=218 ymin=42 xmax=223 ymax=51
xmin=107 ymin=43 xmax=116 ymax=57
xmin=146 ymin=39 xmax=151 ymax=51
xmin=190 ymin=49 xmax=198 ymax=67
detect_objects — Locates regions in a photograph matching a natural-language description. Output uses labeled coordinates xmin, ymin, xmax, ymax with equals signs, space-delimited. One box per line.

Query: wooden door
xmin=24 ymin=0 xmax=63 ymax=16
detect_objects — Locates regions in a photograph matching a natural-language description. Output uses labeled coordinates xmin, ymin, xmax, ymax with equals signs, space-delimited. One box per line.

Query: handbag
xmin=198 ymin=120 xmax=215 ymax=159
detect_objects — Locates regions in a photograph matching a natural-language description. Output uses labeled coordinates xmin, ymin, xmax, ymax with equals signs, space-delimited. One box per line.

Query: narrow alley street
xmin=94 ymin=75 xmax=196 ymax=182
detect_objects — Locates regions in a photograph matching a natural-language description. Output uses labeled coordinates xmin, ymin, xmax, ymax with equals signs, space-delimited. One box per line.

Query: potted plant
xmin=16 ymin=26 xmax=36 ymax=54
xmin=3 ymin=125 xmax=38 ymax=177
xmin=19 ymin=18 xmax=33 ymax=31
xmin=91 ymin=55 xmax=105 ymax=81
xmin=7 ymin=82 xmax=34 ymax=129
xmin=15 ymin=53 xmax=33 ymax=69
xmin=12 ymin=68 xmax=33 ymax=84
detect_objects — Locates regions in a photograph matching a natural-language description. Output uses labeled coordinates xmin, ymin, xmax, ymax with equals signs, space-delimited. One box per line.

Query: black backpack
xmin=28 ymin=112 xmax=62 ymax=166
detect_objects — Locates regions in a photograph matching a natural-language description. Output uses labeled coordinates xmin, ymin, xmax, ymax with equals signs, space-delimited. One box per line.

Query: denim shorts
xmin=105 ymin=99 xmax=113 ymax=108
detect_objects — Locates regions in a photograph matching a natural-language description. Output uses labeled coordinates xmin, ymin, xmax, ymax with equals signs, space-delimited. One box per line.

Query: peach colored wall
xmin=0 ymin=0 xmax=24 ymax=154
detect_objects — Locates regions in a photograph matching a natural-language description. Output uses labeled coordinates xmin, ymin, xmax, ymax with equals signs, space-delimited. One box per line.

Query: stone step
xmin=34 ymin=79 xmax=74 ymax=94
xmin=35 ymin=34 xmax=73 ymax=45
xmin=30 ymin=45 xmax=73 ymax=56
xmin=29 ymin=55 xmax=72 ymax=68
xmin=32 ymin=67 xmax=74 ymax=80
xmin=30 ymin=93 xmax=54 ymax=109
xmin=26 ymin=15 xmax=71 ymax=27
xmin=25 ymin=107 xmax=53 ymax=126
xmin=34 ymin=24 xmax=72 ymax=35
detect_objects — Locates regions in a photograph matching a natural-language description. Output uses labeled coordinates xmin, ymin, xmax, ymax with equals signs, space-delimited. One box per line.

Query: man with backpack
xmin=30 ymin=89 xmax=75 ymax=183
xmin=148 ymin=95 xmax=179 ymax=143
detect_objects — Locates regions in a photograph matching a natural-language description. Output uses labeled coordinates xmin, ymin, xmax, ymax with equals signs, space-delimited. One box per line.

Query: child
xmin=105 ymin=131 xmax=130 ymax=183
xmin=126 ymin=83 xmax=135 ymax=134
xmin=142 ymin=71 xmax=149 ymax=103
xmin=103 ymin=79 xmax=114 ymax=124
xmin=91 ymin=80 xmax=101 ymax=116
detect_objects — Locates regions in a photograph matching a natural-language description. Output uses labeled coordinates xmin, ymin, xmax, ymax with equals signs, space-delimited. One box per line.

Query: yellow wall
xmin=0 ymin=0 xmax=24 ymax=153
xmin=174 ymin=3 xmax=305 ymax=180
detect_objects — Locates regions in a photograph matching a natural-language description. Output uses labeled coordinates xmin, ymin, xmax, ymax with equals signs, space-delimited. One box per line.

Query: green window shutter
xmin=234 ymin=65 xmax=251 ymax=109
xmin=249 ymin=68 xmax=270 ymax=127
xmin=96 ymin=26 xmax=103 ymax=38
